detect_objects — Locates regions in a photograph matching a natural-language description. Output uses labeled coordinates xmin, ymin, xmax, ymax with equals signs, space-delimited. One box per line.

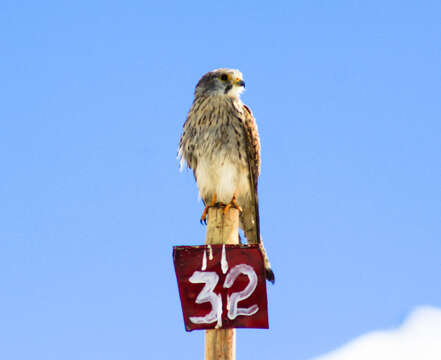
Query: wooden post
xmin=205 ymin=207 xmax=239 ymax=360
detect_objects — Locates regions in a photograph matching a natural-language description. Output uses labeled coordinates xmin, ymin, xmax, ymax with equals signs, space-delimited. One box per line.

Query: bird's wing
xmin=242 ymin=104 xmax=261 ymax=244
xmin=178 ymin=106 xmax=198 ymax=172
xmin=242 ymin=104 xmax=275 ymax=283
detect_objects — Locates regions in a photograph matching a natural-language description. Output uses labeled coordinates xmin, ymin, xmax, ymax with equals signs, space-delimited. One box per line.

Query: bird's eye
xmin=220 ymin=74 xmax=229 ymax=81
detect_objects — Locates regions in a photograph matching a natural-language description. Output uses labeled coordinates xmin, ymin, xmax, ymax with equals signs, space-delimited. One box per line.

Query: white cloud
xmin=311 ymin=306 xmax=441 ymax=360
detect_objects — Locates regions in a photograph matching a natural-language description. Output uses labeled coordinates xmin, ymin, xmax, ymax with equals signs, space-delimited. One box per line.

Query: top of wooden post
xmin=205 ymin=206 xmax=238 ymax=360
xmin=206 ymin=207 xmax=240 ymax=246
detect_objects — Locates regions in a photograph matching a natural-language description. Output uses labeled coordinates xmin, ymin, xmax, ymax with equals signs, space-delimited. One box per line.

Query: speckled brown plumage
xmin=178 ymin=68 xmax=274 ymax=283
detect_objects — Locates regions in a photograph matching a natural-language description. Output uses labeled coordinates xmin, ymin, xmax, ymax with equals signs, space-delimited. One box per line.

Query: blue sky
xmin=1 ymin=1 xmax=440 ymax=359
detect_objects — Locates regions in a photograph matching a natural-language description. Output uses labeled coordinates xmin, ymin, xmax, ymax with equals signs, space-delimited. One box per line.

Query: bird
xmin=178 ymin=68 xmax=274 ymax=283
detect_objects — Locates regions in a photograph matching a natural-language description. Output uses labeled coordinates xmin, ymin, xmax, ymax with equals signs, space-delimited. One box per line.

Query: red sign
xmin=173 ymin=244 xmax=269 ymax=331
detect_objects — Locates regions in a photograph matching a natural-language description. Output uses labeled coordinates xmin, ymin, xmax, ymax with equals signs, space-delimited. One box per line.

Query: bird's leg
xmin=223 ymin=192 xmax=242 ymax=215
xmin=200 ymin=193 xmax=217 ymax=224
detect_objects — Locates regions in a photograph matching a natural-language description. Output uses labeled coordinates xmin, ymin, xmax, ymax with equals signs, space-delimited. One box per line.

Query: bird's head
xmin=194 ymin=68 xmax=245 ymax=98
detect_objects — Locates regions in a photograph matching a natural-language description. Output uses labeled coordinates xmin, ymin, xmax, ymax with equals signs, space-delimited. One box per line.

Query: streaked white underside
xmin=195 ymin=156 xmax=250 ymax=204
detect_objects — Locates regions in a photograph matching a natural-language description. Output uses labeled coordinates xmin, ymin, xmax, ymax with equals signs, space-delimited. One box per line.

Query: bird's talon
xmin=200 ymin=193 xmax=217 ymax=224
xmin=223 ymin=192 xmax=242 ymax=214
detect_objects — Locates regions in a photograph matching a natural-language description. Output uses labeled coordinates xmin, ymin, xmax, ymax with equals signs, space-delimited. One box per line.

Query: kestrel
xmin=178 ymin=68 xmax=274 ymax=283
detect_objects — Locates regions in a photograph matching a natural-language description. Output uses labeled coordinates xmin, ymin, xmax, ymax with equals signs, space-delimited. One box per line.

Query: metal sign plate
xmin=173 ymin=244 xmax=269 ymax=331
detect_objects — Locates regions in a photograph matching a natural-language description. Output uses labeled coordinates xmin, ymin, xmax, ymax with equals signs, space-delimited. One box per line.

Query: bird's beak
xmin=234 ymin=78 xmax=245 ymax=87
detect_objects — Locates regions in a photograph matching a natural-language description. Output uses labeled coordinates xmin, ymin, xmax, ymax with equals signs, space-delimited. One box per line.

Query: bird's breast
xmin=195 ymin=155 xmax=250 ymax=204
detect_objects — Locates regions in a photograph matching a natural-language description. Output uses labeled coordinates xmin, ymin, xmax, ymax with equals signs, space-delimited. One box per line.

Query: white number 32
xmin=189 ymin=264 xmax=259 ymax=327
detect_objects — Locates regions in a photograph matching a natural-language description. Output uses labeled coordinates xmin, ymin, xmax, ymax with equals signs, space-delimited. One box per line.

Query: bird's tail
xmin=259 ymin=239 xmax=275 ymax=283
xmin=240 ymin=199 xmax=275 ymax=283
xmin=243 ymin=225 xmax=275 ymax=283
